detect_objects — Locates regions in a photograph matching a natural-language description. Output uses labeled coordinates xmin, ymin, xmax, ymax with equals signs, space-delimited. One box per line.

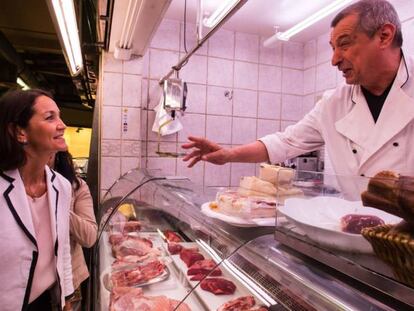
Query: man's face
xmin=330 ymin=14 xmax=379 ymax=85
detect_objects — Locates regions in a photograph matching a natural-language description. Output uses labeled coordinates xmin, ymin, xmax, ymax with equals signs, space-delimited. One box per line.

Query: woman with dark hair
xmin=0 ymin=89 xmax=74 ymax=310
xmin=50 ymin=151 xmax=97 ymax=311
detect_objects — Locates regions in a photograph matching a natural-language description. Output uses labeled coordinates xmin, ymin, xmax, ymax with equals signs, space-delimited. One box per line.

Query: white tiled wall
xmin=99 ymin=10 xmax=414 ymax=194
xmin=100 ymin=53 xmax=143 ymax=195
xmin=138 ymin=19 xmax=307 ymax=188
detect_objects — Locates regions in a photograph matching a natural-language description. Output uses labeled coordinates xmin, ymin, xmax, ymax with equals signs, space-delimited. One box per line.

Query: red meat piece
xmin=167 ymin=242 xmax=183 ymax=255
xmin=190 ymin=274 xmax=206 ymax=281
xmin=164 ymin=230 xmax=182 ymax=242
xmin=200 ymin=278 xmax=236 ymax=295
xmin=180 ymin=249 xmax=204 ymax=267
xmin=340 ymin=214 xmax=385 ymax=234
xmin=187 ymin=259 xmax=222 ymax=277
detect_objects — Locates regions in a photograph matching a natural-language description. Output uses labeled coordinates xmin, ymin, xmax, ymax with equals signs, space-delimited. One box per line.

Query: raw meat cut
xmin=110 ymin=220 xmax=141 ymax=234
xmin=112 ymin=236 xmax=154 ymax=258
xmin=167 ymin=242 xmax=182 ymax=255
xmin=109 ymin=287 xmax=191 ymax=311
xmin=187 ymin=259 xmax=222 ymax=277
xmin=164 ymin=230 xmax=182 ymax=242
xmin=110 ymin=234 xmax=153 ymax=247
xmin=189 ymin=274 xmax=206 ymax=281
xmin=180 ymin=249 xmax=204 ymax=267
xmin=217 ymin=296 xmax=268 ymax=311
xmin=200 ymin=278 xmax=236 ymax=295
xmin=109 ymin=233 xmax=125 ymax=246
xmin=110 ymin=260 xmax=165 ymax=287
xmin=340 ymin=214 xmax=385 ymax=234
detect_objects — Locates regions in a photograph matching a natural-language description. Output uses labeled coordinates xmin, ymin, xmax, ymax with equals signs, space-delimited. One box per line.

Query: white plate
xmin=279 ymin=197 xmax=402 ymax=253
xmin=201 ymin=202 xmax=275 ymax=227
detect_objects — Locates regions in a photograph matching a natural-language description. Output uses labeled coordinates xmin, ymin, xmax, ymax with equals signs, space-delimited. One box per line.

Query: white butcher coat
xmin=0 ymin=167 xmax=74 ymax=311
xmin=260 ymin=53 xmax=414 ymax=199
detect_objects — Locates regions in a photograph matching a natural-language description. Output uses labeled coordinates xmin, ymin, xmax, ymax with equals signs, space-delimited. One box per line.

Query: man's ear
xmin=378 ymin=23 xmax=396 ymax=48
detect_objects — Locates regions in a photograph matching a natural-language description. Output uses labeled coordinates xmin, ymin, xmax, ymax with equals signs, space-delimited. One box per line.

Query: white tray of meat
xmin=165 ymin=242 xmax=267 ymax=310
xmin=99 ymin=232 xmax=205 ymax=311
xmin=279 ymin=197 xmax=402 ymax=253
xmin=101 ymin=259 xmax=170 ymax=291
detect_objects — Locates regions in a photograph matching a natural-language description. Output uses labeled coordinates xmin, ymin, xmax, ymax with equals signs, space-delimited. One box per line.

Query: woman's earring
xmin=21 ymin=140 xmax=28 ymax=145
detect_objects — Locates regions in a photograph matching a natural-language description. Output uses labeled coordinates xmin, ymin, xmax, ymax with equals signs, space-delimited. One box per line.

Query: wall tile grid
xmin=99 ymin=13 xmax=414 ymax=195
xmin=100 ymin=52 xmax=143 ymax=194
xmin=139 ymin=18 xmax=309 ymax=188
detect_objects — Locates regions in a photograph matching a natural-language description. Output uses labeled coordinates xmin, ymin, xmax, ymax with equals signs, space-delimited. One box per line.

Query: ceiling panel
xmin=165 ymin=0 xmax=412 ymax=43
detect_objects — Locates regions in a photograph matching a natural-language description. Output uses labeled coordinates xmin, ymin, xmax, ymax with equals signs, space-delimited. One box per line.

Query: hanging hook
xmin=224 ymin=89 xmax=233 ymax=100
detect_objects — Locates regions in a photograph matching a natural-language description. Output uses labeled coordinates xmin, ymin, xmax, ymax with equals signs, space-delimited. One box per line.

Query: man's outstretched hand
xmin=181 ymin=136 xmax=232 ymax=167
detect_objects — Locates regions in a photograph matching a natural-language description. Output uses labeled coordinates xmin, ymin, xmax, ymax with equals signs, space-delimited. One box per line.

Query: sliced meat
xmin=180 ymin=249 xmax=204 ymax=267
xmin=217 ymin=296 xmax=270 ymax=311
xmin=110 ymin=288 xmax=191 ymax=311
xmin=187 ymin=259 xmax=222 ymax=277
xmin=164 ymin=230 xmax=182 ymax=242
xmin=200 ymin=278 xmax=236 ymax=295
xmin=109 ymin=287 xmax=143 ymax=311
xmin=340 ymin=214 xmax=385 ymax=234
xmin=112 ymin=250 xmax=160 ymax=267
xmin=112 ymin=236 xmax=154 ymax=258
xmin=108 ymin=233 xmax=125 ymax=246
xmin=167 ymin=242 xmax=183 ymax=255
xmin=110 ymin=220 xmax=141 ymax=234
xmin=111 ymin=260 xmax=165 ymax=288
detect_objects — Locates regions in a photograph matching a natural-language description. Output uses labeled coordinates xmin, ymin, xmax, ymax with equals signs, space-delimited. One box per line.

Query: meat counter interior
xmin=91 ymin=168 xmax=414 ymax=311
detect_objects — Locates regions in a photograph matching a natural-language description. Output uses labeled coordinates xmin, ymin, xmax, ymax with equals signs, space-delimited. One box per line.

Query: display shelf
xmin=90 ymin=168 xmax=413 ymax=311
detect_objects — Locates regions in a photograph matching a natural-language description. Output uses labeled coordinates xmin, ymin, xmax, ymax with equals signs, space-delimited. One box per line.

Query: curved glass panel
xmin=92 ymin=168 xmax=413 ymax=311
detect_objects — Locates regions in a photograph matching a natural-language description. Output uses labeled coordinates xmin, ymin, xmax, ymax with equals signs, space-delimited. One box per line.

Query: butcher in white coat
xmin=182 ymin=0 xmax=414 ymax=197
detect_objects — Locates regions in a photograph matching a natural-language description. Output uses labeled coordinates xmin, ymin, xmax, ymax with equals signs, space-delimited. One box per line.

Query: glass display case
xmin=91 ymin=168 xmax=414 ymax=311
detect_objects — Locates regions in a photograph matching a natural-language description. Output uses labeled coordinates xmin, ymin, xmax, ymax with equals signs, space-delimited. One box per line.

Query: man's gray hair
xmin=331 ymin=0 xmax=402 ymax=47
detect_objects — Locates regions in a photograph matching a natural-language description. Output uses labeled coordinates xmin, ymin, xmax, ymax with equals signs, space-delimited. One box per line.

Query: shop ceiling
xmin=0 ymin=0 xmax=98 ymax=128
xmin=165 ymin=0 xmax=411 ymax=42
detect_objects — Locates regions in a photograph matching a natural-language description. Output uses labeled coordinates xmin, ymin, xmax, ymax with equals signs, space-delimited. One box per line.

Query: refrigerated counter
xmin=91 ymin=168 xmax=413 ymax=311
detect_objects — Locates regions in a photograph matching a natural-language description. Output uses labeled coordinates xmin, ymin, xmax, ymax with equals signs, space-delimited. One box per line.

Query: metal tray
xmin=102 ymin=262 xmax=170 ymax=291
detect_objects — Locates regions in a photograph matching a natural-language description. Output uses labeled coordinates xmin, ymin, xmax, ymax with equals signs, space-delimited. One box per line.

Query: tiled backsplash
xmin=141 ymin=19 xmax=307 ymax=189
xmin=100 ymin=14 xmax=414 ymax=195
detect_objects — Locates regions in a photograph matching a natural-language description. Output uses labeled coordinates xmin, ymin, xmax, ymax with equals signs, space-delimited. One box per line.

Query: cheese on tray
xmin=237 ymin=175 xmax=303 ymax=198
xmin=214 ymin=190 xmax=276 ymax=219
xmin=259 ymin=164 xmax=294 ymax=187
xmin=238 ymin=176 xmax=277 ymax=197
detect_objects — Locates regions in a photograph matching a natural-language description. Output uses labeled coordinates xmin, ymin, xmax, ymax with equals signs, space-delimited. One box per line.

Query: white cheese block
xmin=259 ymin=163 xmax=294 ymax=186
xmin=238 ymin=176 xmax=277 ymax=197
xmin=215 ymin=190 xmax=276 ymax=219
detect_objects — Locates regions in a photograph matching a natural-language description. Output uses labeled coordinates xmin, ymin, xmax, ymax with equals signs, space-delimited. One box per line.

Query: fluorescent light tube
xmin=264 ymin=0 xmax=353 ymax=46
xmin=17 ymin=77 xmax=30 ymax=90
xmin=203 ymin=0 xmax=240 ymax=28
xmin=47 ymin=0 xmax=83 ymax=76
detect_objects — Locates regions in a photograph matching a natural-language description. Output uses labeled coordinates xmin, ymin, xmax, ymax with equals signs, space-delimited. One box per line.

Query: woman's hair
xmin=54 ymin=151 xmax=81 ymax=190
xmin=0 ymin=88 xmax=53 ymax=171
xmin=331 ymin=0 xmax=402 ymax=48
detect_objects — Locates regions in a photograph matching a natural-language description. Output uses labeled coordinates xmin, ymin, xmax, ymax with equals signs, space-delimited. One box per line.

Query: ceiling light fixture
xmin=46 ymin=0 xmax=83 ymax=76
xmin=17 ymin=77 xmax=30 ymax=90
xmin=203 ymin=0 xmax=242 ymax=28
xmin=263 ymin=0 xmax=353 ymax=46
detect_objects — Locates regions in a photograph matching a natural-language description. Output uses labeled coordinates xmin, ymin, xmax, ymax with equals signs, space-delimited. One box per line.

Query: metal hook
xmin=224 ymin=89 xmax=233 ymax=100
